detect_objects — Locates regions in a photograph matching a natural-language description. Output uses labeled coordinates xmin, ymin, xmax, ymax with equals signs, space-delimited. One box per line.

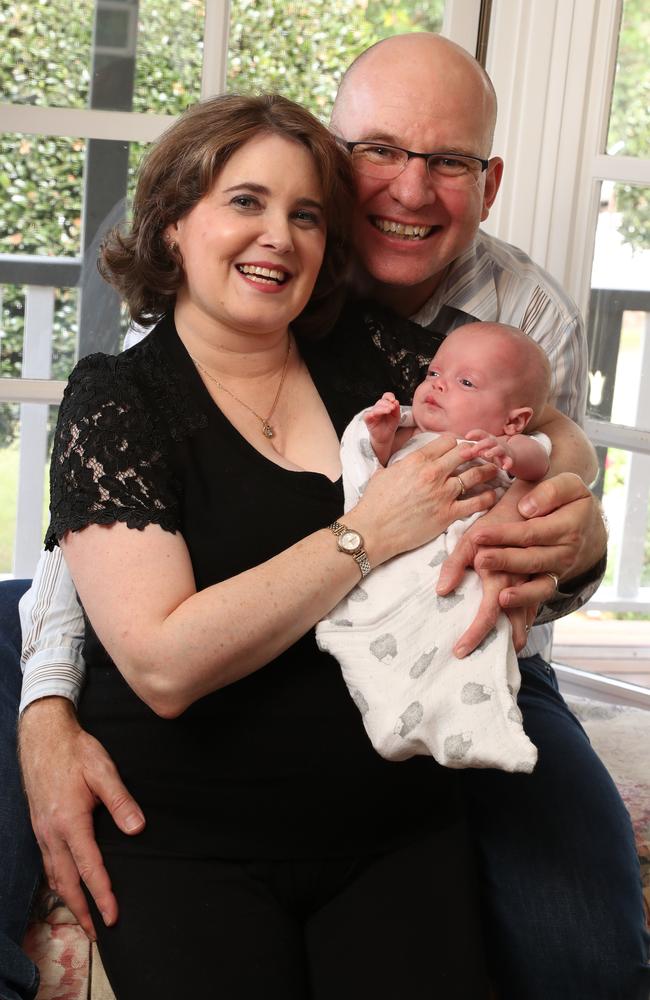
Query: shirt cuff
xmin=20 ymin=646 xmax=86 ymax=714
xmin=535 ymin=553 xmax=607 ymax=625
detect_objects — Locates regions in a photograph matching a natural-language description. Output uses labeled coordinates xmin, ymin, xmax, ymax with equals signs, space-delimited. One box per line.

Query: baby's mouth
xmin=370 ymin=217 xmax=434 ymax=240
xmin=236 ymin=264 xmax=288 ymax=285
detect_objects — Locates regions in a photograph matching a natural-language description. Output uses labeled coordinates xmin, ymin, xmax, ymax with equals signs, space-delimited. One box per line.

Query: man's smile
xmin=370 ymin=216 xmax=435 ymax=240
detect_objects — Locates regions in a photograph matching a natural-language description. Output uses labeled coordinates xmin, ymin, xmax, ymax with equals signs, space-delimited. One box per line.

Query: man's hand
xmin=471 ymin=472 xmax=606 ymax=608
xmin=436 ymin=473 xmax=605 ymax=654
xmin=18 ymin=696 xmax=145 ymax=939
xmin=449 ymin=564 xmax=532 ymax=658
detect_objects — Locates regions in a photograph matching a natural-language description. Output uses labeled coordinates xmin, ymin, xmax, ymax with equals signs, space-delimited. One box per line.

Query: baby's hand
xmin=363 ymin=393 xmax=402 ymax=462
xmin=465 ymin=428 xmax=514 ymax=472
xmin=364 ymin=392 xmax=400 ymax=425
xmin=364 ymin=392 xmax=401 ymax=435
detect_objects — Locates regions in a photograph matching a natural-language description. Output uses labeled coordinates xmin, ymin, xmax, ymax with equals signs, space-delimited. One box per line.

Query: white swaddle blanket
xmin=316 ymin=408 xmax=542 ymax=773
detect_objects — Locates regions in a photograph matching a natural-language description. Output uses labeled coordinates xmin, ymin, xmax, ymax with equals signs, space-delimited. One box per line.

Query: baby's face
xmin=412 ymin=330 xmax=518 ymax=436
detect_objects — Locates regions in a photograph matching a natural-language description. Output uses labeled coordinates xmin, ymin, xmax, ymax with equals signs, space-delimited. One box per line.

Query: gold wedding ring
xmin=544 ymin=571 xmax=560 ymax=591
xmin=456 ymin=475 xmax=466 ymax=498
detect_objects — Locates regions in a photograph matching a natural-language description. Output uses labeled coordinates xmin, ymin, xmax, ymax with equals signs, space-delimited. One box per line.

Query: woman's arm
xmin=62 ymin=435 xmax=498 ymax=718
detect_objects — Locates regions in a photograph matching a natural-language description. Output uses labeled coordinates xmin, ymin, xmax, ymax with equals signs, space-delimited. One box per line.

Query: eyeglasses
xmin=341 ymin=141 xmax=489 ymax=188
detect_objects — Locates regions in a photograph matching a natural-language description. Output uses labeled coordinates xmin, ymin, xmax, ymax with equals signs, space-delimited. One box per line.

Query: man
xmin=4 ymin=32 xmax=648 ymax=1000
xmin=329 ymin=34 xmax=648 ymax=999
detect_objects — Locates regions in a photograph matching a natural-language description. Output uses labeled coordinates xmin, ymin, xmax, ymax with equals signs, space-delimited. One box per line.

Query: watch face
xmin=339 ymin=530 xmax=362 ymax=554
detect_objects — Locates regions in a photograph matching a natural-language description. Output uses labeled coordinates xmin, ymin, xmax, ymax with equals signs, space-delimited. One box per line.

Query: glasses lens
xmin=427 ymin=155 xmax=483 ymax=187
xmin=350 ymin=143 xmax=406 ymax=178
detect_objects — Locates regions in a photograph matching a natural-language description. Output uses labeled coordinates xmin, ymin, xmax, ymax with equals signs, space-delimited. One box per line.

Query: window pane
xmin=0 ymin=285 xmax=78 ymax=382
xmin=0 ymin=0 xmax=204 ymax=115
xmin=587 ymin=183 xmax=650 ymax=433
xmin=227 ymin=0 xmax=445 ymax=121
xmin=0 ymin=402 xmax=58 ymax=577
xmin=606 ymin=0 xmax=649 ymax=156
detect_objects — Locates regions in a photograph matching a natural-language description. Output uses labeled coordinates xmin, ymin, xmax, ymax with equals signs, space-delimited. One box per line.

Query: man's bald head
xmin=332 ymin=33 xmax=497 ymax=155
xmin=331 ymin=32 xmax=503 ymax=314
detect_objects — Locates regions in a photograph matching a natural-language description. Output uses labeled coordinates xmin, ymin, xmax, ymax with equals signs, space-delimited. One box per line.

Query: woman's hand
xmin=347 ymin=434 xmax=499 ymax=567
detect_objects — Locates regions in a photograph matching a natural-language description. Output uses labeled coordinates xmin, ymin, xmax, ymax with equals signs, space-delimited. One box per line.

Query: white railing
xmin=1 ymin=257 xmax=78 ymax=577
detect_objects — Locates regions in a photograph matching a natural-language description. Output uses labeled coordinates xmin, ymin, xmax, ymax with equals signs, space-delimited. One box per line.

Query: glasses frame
xmin=341 ymin=140 xmax=489 ymax=180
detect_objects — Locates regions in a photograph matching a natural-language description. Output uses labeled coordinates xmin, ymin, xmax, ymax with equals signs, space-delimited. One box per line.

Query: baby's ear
xmin=503 ymin=406 xmax=533 ymax=435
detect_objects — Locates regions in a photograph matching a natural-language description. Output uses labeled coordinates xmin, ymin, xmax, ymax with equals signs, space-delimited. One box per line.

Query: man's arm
xmin=18 ymin=547 xmax=145 ymax=938
xmin=533 ymin=404 xmax=598 ymax=485
xmin=19 ymin=546 xmax=86 ymax=710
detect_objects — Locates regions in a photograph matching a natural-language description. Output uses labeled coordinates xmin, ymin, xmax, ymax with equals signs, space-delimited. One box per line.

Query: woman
xmin=46 ymin=94 xmax=496 ymax=998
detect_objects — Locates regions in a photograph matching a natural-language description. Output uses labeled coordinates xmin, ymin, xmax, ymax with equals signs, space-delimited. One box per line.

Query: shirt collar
xmin=409 ymin=231 xmax=499 ymax=329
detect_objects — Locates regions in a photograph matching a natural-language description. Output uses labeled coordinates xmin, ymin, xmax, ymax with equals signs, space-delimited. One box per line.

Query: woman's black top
xmin=46 ymin=308 xmax=455 ymax=860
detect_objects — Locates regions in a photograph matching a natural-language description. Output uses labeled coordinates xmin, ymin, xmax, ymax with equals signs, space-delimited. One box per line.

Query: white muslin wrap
xmin=316 ymin=408 xmax=542 ymax=773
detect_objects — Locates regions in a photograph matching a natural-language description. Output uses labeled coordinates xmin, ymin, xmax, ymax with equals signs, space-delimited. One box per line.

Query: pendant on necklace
xmin=262 ymin=421 xmax=274 ymax=438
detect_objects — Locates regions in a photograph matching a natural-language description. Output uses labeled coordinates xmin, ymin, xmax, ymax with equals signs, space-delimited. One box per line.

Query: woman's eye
xmin=293 ymin=209 xmax=322 ymax=227
xmin=231 ymin=195 xmax=260 ymax=210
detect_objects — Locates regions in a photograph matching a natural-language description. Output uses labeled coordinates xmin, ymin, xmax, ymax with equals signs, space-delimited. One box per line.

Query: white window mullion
xmin=201 ymin=0 xmax=231 ymax=98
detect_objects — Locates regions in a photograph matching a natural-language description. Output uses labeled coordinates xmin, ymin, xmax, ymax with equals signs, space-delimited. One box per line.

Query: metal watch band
xmin=328 ymin=520 xmax=371 ymax=578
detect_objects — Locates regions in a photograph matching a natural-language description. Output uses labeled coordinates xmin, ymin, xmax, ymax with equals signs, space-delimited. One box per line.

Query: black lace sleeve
xmin=45 ymin=352 xmax=180 ymax=549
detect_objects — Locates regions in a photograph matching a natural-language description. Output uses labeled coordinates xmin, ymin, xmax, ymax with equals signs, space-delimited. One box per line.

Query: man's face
xmin=334 ymin=42 xmax=502 ymax=314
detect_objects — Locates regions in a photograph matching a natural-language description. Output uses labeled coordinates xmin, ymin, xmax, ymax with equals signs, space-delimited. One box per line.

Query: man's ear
xmin=481 ymin=157 xmax=503 ymax=221
xmin=503 ymin=406 xmax=533 ymax=435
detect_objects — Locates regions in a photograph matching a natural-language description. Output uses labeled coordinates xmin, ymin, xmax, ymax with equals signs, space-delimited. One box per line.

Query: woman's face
xmin=167 ymin=133 xmax=327 ymax=341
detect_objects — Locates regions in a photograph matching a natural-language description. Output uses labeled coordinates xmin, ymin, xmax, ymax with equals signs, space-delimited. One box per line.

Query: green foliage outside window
xmin=606 ymin=0 xmax=650 ymax=251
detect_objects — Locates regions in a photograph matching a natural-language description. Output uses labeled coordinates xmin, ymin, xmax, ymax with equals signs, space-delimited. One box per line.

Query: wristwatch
xmin=329 ymin=520 xmax=371 ymax=578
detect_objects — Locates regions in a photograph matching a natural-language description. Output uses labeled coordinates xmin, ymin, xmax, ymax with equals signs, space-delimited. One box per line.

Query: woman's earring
xmin=167 ymin=239 xmax=178 ymax=253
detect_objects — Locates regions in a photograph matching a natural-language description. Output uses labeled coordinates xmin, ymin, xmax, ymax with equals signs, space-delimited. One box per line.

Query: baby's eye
xmin=427 ymin=370 xmax=440 ymax=379
xmin=459 ymin=378 xmax=475 ymax=388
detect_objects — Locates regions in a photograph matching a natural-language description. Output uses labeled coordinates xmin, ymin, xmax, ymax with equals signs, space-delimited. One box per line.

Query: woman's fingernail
xmin=455 ymin=645 xmax=468 ymax=658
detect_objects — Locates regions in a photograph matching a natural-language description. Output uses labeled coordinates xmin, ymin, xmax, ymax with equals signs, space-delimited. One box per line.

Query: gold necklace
xmin=191 ymin=337 xmax=292 ymax=439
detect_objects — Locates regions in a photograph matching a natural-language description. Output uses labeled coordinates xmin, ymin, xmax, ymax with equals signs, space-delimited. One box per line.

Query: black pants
xmin=89 ymin=821 xmax=488 ymax=999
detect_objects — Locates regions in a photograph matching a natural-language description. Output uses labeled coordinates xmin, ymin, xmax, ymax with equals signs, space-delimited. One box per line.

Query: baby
xmin=317 ymin=322 xmax=553 ymax=773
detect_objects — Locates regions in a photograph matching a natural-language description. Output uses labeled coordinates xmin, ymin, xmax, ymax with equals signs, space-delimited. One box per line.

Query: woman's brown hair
xmin=99 ymin=93 xmax=355 ymax=338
